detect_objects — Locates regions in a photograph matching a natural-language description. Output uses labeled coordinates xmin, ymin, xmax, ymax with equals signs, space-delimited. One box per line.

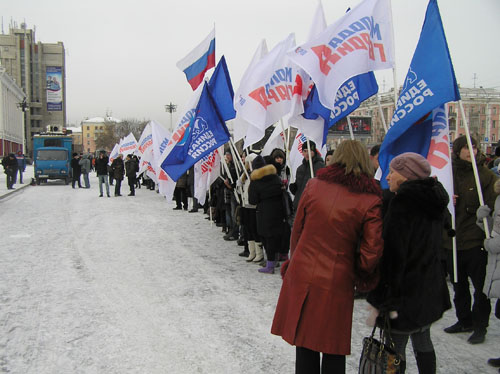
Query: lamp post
xmin=15 ymin=98 xmax=28 ymax=156
xmin=165 ymin=102 xmax=177 ymax=132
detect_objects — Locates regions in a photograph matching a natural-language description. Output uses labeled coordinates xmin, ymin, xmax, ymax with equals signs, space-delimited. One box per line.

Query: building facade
xmin=340 ymin=86 xmax=500 ymax=153
xmin=0 ymin=67 xmax=25 ymax=155
xmin=0 ymin=22 xmax=66 ymax=156
xmin=81 ymin=116 xmax=121 ymax=154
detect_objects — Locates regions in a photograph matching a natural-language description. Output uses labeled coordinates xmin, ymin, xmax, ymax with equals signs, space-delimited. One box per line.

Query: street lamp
xmin=165 ymin=102 xmax=177 ymax=132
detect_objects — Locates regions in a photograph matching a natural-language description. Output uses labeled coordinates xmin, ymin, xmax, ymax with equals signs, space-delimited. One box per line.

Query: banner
xmin=288 ymin=0 xmax=394 ymax=110
xmin=262 ymin=124 xmax=287 ymax=156
xmin=136 ymin=123 xmax=153 ymax=157
xmin=378 ymin=0 xmax=460 ymax=189
xmin=46 ymin=66 xmax=63 ymax=111
xmin=151 ymin=121 xmax=176 ymax=198
xmin=208 ymin=55 xmax=236 ymax=122
xmin=108 ymin=143 xmax=119 ymax=166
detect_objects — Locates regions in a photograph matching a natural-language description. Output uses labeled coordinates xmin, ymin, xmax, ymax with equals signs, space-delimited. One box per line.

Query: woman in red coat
xmin=271 ymin=140 xmax=384 ymax=374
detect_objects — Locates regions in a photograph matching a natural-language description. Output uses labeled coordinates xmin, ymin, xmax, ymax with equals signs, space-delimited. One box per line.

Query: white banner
xmin=119 ymin=133 xmax=138 ymax=156
xmin=151 ymin=121 xmax=176 ymax=200
xmin=194 ymin=147 xmax=222 ymax=206
xmin=288 ymin=0 xmax=394 ymax=110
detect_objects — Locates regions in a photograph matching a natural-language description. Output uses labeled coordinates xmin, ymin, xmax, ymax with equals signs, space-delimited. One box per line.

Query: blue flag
xmin=161 ymin=82 xmax=230 ymax=181
xmin=208 ymin=55 xmax=236 ymax=122
xmin=303 ymin=72 xmax=378 ymax=144
xmin=378 ymin=0 xmax=460 ymax=188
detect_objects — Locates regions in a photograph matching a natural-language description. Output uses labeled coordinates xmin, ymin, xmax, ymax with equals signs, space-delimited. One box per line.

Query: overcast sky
xmin=4 ymin=0 xmax=500 ymax=127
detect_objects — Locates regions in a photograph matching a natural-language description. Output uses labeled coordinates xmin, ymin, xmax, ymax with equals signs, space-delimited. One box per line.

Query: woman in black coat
xmin=111 ymin=154 xmax=125 ymax=197
xmin=248 ymin=155 xmax=285 ymax=274
xmin=367 ymin=152 xmax=451 ymax=374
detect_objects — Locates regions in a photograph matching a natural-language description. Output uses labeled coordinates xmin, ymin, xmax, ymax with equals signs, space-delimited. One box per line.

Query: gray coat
xmin=477 ymin=195 xmax=500 ymax=299
xmin=78 ymin=156 xmax=91 ymax=174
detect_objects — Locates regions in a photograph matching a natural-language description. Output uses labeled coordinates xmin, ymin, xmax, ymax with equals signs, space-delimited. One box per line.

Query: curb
xmin=0 ymin=183 xmax=31 ymax=201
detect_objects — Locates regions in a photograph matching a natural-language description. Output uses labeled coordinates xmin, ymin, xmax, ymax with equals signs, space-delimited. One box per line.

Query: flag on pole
xmin=234 ymin=33 xmax=306 ymax=148
xmin=177 ymin=28 xmax=216 ymax=91
xmin=288 ymin=0 xmax=394 ymax=111
xmin=378 ymin=0 xmax=461 ymax=189
xmin=136 ymin=122 xmax=153 ymax=157
xmin=161 ymin=82 xmax=230 ymax=181
xmin=119 ymin=133 xmax=138 ymax=156
xmin=262 ymin=124 xmax=287 ymax=156
xmin=194 ymin=147 xmax=222 ymax=206
xmin=108 ymin=143 xmax=120 ymax=166
xmin=151 ymin=121 xmax=176 ymax=198
xmin=208 ymin=56 xmax=236 ymax=121
xmin=303 ymin=72 xmax=379 ymax=144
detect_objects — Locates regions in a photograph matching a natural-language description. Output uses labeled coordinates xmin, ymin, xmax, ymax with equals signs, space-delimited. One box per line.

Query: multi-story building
xmin=0 ymin=22 xmax=66 ymax=156
xmin=343 ymin=86 xmax=500 ymax=152
xmin=81 ymin=116 xmax=121 ymax=154
xmin=0 ymin=67 xmax=25 ymax=155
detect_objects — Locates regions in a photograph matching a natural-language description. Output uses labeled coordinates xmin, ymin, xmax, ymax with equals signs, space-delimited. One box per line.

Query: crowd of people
xmin=4 ymin=134 xmax=500 ymax=373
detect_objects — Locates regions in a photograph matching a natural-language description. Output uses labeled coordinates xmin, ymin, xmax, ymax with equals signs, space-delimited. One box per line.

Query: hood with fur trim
xmin=316 ymin=163 xmax=381 ymax=196
xmin=250 ymin=164 xmax=277 ymax=181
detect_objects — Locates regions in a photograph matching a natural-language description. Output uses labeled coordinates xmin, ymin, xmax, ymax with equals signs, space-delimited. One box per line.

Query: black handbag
xmin=359 ymin=316 xmax=403 ymax=374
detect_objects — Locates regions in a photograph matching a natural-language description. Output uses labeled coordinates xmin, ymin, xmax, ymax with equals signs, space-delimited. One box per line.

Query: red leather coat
xmin=271 ymin=164 xmax=384 ymax=355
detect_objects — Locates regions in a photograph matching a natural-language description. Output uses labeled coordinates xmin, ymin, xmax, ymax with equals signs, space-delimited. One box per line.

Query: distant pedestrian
xmin=79 ymin=154 xmax=91 ymax=188
xmin=70 ymin=153 xmax=82 ymax=189
xmin=15 ymin=151 xmax=26 ymax=184
xmin=2 ymin=153 xmax=18 ymax=189
xmin=125 ymin=154 xmax=138 ymax=196
xmin=111 ymin=154 xmax=125 ymax=196
xmin=95 ymin=150 xmax=110 ymax=197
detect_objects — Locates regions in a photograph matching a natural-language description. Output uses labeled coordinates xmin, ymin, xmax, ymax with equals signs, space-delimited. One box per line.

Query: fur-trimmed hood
xmin=316 ymin=163 xmax=381 ymax=196
xmin=250 ymin=164 xmax=277 ymax=181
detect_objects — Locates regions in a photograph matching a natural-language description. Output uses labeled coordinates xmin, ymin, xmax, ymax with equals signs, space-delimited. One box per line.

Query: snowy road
xmin=1 ymin=178 xmax=500 ymax=373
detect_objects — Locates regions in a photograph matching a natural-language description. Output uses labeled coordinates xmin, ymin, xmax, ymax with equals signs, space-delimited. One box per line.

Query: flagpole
xmin=346 ymin=116 xmax=355 ymax=140
xmin=209 ymin=186 xmax=213 ymax=227
xmin=445 ymin=106 xmax=458 ymax=282
xmin=459 ymin=100 xmax=490 ymax=239
xmin=305 ymin=138 xmax=314 ymax=179
xmin=230 ymin=138 xmax=249 ymax=180
xmin=376 ymin=94 xmax=388 ymax=133
xmin=279 ymin=119 xmax=292 ymax=179
xmin=221 ymin=147 xmax=241 ymax=205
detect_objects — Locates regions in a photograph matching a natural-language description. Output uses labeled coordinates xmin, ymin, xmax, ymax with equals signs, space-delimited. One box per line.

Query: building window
xmin=87 ymin=133 xmax=90 ymax=137
xmin=494 ymin=120 xmax=496 ymax=129
xmin=87 ymin=126 xmax=90 ymax=130
xmin=87 ymin=141 xmax=90 ymax=145
xmin=481 ymin=106 xmax=486 ymax=114
xmin=482 ymin=120 xmax=486 ymax=128
xmin=494 ymin=107 xmax=497 ymax=115
xmin=460 ymin=120 xmax=463 ymax=128
xmin=493 ymin=134 xmax=496 ymax=142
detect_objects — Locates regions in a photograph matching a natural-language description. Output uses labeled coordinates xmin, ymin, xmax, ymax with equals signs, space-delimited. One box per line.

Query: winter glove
xmin=280 ymin=259 xmax=290 ymax=279
xmin=477 ymin=205 xmax=491 ymax=220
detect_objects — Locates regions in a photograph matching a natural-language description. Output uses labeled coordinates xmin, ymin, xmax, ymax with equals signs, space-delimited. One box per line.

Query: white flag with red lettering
xmin=194 ymin=147 xmax=222 ymax=205
xmin=234 ymin=34 xmax=306 ymax=148
xmin=288 ymin=0 xmax=394 ymax=110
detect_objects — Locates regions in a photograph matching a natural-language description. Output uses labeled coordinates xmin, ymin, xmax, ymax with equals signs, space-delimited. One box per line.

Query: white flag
xmin=262 ymin=125 xmax=286 ymax=156
xmin=119 ymin=133 xmax=138 ymax=156
xmin=136 ymin=123 xmax=153 ymax=157
xmin=288 ymin=1 xmax=328 ymax=147
xmin=234 ymin=34 xmax=305 ymax=148
xmin=194 ymin=147 xmax=221 ymax=206
xmin=151 ymin=121 xmax=176 ymax=200
xmin=427 ymin=105 xmax=455 ymax=216
xmin=288 ymin=0 xmax=394 ymax=110
xmin=108 ymin=143 xmax=120 ymax=166
xmin=289 ymin=132 xmax=308 ymax=183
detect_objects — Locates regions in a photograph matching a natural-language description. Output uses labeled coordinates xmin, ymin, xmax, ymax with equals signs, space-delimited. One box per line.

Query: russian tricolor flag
xmin=176 ymin=28 xmax=216 ymax=91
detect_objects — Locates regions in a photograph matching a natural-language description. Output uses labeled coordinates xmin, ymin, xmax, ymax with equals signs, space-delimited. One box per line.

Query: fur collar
xmin=316 ymin=163 xmax=381 ymax=196
xmin=250 ymin=164 xmax=277 ymax=181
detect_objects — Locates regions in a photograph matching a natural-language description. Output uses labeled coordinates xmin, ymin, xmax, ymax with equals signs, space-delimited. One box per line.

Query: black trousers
xmin=114 ymin=179 xmax=122 ymax=196
xmin=261 ymin=235 xmax=282 ymax=262
xmin=174 ymin=187 xmax=188 ymax=209
xmin=446 ymin=246 xmax=491 ymax=329
xmin=296 ymin=346 xmax=345 ymax=374
xmin=72 ymin=173 xmax=82 ymax=188
xmin=128 ymin=176 xmax=136 ymax=195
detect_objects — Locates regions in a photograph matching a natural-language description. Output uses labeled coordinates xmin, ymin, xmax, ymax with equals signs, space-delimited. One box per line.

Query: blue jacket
xmin=16 ymin=154 xmax=26 ymax=171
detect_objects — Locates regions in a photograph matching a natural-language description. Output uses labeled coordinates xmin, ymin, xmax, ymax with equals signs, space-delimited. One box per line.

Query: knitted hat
xmin=252 ymin=155 xmax=266 ymax=170
xmin=452 ymin=135 xmax=477 ymax=157
xmin=390 ymin=152 xmax=431 ymax=180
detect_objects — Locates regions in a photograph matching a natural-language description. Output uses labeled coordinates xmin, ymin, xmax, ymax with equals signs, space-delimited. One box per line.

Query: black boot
xmin=415 ymin=351 xmax=436 ymax=374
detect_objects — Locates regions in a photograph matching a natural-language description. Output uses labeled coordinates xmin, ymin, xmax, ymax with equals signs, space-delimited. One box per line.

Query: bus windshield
xmin=37 ymin=149 xmax=67 ymax=161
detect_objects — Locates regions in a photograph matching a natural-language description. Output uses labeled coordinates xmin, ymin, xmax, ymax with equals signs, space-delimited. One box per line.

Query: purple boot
xmin=258 ymin=261 xmax=276 ymax=274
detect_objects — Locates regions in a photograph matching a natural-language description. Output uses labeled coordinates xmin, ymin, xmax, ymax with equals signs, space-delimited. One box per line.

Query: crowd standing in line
xmin=6 ymin=133 xmax=500 ymax=373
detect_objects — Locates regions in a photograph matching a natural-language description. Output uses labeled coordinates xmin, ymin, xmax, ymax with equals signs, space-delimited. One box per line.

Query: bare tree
xmin=95 ymin=118 xmax=149 ymax=151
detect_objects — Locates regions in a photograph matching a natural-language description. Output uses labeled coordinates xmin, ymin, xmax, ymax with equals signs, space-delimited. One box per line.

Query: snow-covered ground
xmin=1 ymin=173 xmax=500 ymax=373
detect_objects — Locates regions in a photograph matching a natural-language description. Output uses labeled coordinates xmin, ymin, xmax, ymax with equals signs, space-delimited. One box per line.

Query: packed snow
xmin=1 ymin=172 xmax=500 ymax=373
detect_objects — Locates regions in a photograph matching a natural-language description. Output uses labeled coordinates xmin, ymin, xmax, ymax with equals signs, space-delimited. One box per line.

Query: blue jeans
xmin=98 ymin=175 xmax=110 ymax=196
xmin=82 ymin=173 xmax=90 ymax=188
